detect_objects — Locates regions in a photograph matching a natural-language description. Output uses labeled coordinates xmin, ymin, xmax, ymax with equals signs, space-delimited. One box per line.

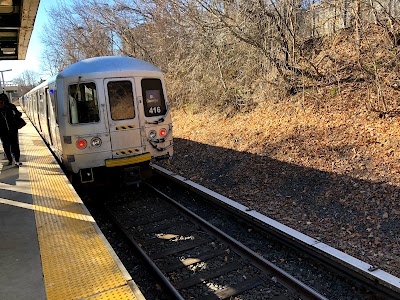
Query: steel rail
xmin=106 ymin=208 xmax=186 ymax=300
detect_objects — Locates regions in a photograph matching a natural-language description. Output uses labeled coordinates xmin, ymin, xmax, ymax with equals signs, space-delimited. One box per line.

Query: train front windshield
xmin=68 ymin=82 xmax=100 ymax=124
xmin=107 ymin=81 xmax=135 ymax=120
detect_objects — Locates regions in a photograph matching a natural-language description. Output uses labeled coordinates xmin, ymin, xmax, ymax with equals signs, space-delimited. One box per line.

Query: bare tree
xmin=41 ymin=0 xmax=114 ymax=72
xmin=12 ymin=70 xmax=41 ymax=95
xmin=34 ymin=0 xmax=400 ymax=113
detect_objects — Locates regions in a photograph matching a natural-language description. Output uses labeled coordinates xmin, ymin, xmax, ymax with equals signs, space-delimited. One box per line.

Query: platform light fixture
xmin=0 ymin=0 xmax=13 ymax=13
xmin=0 ymin=0 xmax=13 ymax=5
xmin=1 ymin=48 xmax=16 ymax=55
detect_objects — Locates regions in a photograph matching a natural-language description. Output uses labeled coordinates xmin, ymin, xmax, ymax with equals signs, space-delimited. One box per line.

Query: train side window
xmin=49 ymin=89 xmax=58 ymax=124
xmin=39 ymin=92 xmax=44 ymax=115
xmin=53 ymin=90 xmax=58 ymax=123
xmin=141 ymin=78 xmax=167 ymax=117
xmin=68 ymin=82 xmax=100 ymax=124
xmin=107 ymin=81 xmax=135 ymax=120
xmin=33 ymin=94 xmax=37 ymax=113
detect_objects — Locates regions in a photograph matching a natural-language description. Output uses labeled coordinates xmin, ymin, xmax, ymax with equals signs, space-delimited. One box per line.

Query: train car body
xmin=21 ymin=56 xmax=173 ymax=184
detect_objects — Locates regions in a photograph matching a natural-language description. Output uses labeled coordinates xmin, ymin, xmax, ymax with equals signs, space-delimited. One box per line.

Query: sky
xmin=0 ymin=0 xmax=59 ymax=82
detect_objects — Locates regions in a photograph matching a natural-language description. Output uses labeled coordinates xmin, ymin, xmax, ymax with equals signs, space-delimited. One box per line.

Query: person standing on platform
xmin=0 ymin=93 xmax=19 ymax=159
xmin=0 ymin=93 xmax=22 ymax=166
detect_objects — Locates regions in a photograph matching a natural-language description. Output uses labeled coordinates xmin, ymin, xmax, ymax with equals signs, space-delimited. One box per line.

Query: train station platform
xmin=0 ymin=109 xmax=144 ymax=299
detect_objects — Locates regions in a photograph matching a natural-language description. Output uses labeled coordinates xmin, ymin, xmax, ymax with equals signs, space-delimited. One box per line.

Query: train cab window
xmin=68 ymin=82 xmax=100 ymax=124
xmin=107 ymin=81 xmax=135 ymax=120
xmin=141 ymin=78 xmax=167 ymax=117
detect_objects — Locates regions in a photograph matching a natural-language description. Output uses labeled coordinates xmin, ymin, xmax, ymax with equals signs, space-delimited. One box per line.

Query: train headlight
xmin=76 ymin=139 xmax=87 ymax=149
xmin=91 ymin=137 xmax=102 ymax=147
xmin=149 ymin=130 xmax=156 ymax=139
xmin=159 ymin=128 xmax=167 ymax=137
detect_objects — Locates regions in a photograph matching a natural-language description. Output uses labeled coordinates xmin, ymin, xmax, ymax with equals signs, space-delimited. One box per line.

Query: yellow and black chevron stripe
xmin=115 ymin=125 xmax=135 ymax=130
xmin=116 ymin=149 xmax=140 ymax=155
xmin=105 ymin=152 xmax=152 ymax=167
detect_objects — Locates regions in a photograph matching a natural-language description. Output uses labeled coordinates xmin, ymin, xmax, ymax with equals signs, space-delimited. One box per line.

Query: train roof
xmin=58 ymin=56 xmax=162 ymax=78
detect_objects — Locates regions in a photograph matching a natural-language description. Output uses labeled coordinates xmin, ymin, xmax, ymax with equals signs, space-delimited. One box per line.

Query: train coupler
xmin=122 ymin=166 xmax=142 ymax=186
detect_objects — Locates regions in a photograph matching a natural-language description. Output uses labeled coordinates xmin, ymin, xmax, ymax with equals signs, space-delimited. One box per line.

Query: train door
xmin=44 ymin=88 xmax=53 ymax=145
xmin=48 ymin=89 xmax=62 ymax=155
xmin=37 ymin=91 xmax=43 ymax=133
xmin=103 ymin=78 xmax=143 ymax=156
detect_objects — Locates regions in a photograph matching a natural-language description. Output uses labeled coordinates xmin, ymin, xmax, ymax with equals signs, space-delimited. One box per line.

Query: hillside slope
xmin=160 ymin=103 xmax=400 ymax=278
xmin=158 ymin=25 xmax=400 ymax=277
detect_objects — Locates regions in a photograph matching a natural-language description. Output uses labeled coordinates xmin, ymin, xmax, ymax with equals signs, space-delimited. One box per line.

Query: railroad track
xmin=147 ymin=164 xmax=400 ymax=299
xmin=105 ymin=184 xmax=327 ymax=300
xmin=80 ymin=164 xmax=400 ymax=299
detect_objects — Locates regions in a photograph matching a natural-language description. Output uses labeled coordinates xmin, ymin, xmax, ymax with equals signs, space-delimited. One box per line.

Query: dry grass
xmin=162 ymin=95 xmax=400 ymax=277
xmin=170 ymin=96 xmax=400 ymax=185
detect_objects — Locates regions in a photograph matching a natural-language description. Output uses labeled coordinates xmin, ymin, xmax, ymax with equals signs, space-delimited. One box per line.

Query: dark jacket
xmin=0 ymin=104 xmax=22 ymax=138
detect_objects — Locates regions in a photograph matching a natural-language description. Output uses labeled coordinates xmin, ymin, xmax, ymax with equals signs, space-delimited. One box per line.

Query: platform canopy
xmin=0 ymin=0 xmax=40 ymax=60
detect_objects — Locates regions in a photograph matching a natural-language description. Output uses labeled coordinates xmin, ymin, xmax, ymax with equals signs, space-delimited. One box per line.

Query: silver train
xmin=20 ymin=56 xmax=173 ymax=184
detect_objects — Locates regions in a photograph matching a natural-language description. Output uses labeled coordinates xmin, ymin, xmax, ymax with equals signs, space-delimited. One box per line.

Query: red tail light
xmin=159 ymin=128 xmax=167 ymax=137
xmin=76 ymin=139 xmax=87 ymax=149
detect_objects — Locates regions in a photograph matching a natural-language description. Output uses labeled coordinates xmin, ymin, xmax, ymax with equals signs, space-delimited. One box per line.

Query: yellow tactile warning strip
xmin=87 ymin=286 xmax=136 ymax=299
xmin=23 ymin=134 xmax=138 ymax=299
